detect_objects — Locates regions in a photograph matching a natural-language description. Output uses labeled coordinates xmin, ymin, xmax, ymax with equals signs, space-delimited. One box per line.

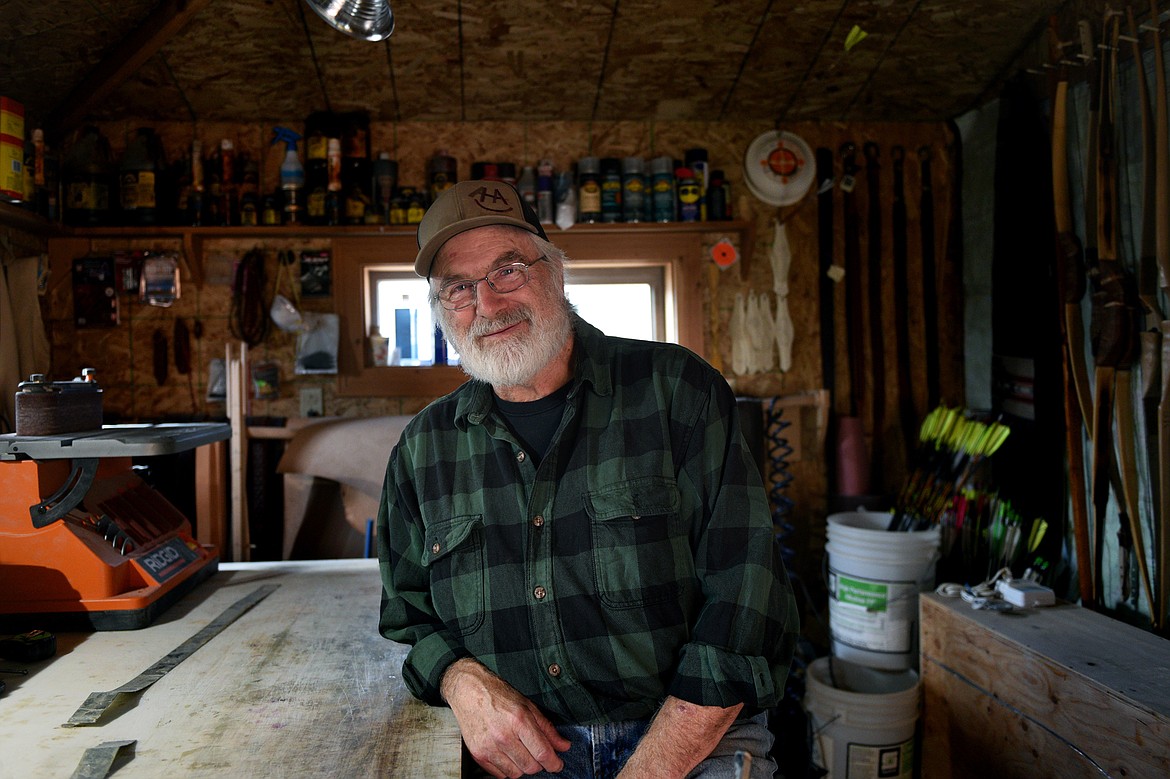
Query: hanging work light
xmin=304 ymin=0 xmax=394 ymax=41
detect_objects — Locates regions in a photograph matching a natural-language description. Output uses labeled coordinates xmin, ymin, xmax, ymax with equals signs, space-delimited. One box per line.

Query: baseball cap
xmin=415 ymin=180 xmax=549 ymax=277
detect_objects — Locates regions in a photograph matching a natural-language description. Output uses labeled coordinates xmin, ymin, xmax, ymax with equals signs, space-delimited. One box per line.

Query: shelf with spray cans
xmin=49 ymin=218 xmax=756 ymax=290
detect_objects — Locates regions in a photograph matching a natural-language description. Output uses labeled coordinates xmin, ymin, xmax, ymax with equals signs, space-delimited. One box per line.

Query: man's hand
xmin=616 ymin=696 xmax=743 ymax=779
xmin=440 ymin=658 xmax=571 ymax=778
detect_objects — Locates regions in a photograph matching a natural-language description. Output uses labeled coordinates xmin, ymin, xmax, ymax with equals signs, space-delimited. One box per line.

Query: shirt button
xmin=516 ymin=451 xmax=527 ymax=463
xmin=431 ymin=542 xmax=441 ymax=554
xmin=532 ymin=515 xmax=544 ymax=528
xmin=534 ymin=586 xmax=546 ymax=600
xmin=548 ymin=663 xmax=561 ymax=677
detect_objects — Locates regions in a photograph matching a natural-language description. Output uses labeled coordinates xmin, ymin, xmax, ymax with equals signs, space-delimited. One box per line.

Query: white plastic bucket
xmin=826 ymin=511 xmax=940 ymax=670
xmin=805 ymin=656 xmax=920 ymax=779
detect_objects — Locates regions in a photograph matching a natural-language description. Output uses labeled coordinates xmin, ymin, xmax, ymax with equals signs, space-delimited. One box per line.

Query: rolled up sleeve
xmin=666 ymin=380 xmax=799 ymax=711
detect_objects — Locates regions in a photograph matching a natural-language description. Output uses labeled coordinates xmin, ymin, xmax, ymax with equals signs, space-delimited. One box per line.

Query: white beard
xmin=440 ymin=297 xmax=574 ymax=389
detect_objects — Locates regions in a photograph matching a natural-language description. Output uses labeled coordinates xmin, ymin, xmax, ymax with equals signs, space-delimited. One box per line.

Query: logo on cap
xmin=468 ymin=185 xmax=515 ymax=214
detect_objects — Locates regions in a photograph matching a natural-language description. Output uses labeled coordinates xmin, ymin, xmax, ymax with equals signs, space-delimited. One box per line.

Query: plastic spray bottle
xmin=272 ymin=127 xmax=305 ymax=225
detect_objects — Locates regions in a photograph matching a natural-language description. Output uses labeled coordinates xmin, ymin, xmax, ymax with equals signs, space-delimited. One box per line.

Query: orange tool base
xmin=0 ymin=455 xmax=221 ymax=631
xmin=0 ymin=548 xmax=219 ymax=632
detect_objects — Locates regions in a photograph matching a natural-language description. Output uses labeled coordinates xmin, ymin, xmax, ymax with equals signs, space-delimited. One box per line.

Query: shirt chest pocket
xmin=423 ymin=515 xmax=486 ymax=637
xmin=585 ymin=476 xmax=688 ymax=609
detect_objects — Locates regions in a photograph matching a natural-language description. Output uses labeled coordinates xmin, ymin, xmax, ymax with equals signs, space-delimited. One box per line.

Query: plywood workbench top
xmin=0 ymin=559 xmax=460 ymax=778
xmin=920 ymin=592 xmax=1170 ymax=778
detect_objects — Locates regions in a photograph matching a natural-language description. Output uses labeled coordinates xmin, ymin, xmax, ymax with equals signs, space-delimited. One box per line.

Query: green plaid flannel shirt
xmin=378 ymin=316 xmax=798 ymax=725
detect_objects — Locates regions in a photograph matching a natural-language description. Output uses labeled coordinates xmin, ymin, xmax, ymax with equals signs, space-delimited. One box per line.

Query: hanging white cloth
xmin=731 ymin=292 xmax=749 ymax=375
xmin=751 ymin=291 xmax=776 ymax=372
xmin=0 ymin=244 xmax=51 ymax=433
xmin=770 ymin=219 xmax=794 ymax=372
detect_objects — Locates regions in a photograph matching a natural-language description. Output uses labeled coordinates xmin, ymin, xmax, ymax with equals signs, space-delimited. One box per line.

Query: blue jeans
xmin=517 ymin=710 xmax=776 ymax=779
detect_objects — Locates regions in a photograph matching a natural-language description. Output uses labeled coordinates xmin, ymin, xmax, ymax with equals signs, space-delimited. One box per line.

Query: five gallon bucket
xmin=826 ymin=511 xmax=940 ymax=671
xmin=805 ymin=656 xmax=920 ymax=779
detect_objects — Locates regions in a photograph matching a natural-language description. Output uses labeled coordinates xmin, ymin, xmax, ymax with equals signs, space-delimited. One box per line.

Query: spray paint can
xmin=621 ymin=157 xmax=645 ymax=223
xmin=428 ymin=151 xmax=457 ymax=204
xmin=600 ymin=157 xmax=622 ymax=223
xmin=536 ymin=159 xmax=554 ymax=224
xmin=707 ymin=169 xmax=729 ymax=221
xmin=676 ymin=167 xmax=700 ymax=222
xmin=650 ymin=155 xmax=675 ymax=222
xmin=373 ymin=152 xmax=397 ymax=224
xmin=577 ymin=156 xmax=601 ymax=223
xmin=684 ymin=148 xmax=709 ymax=220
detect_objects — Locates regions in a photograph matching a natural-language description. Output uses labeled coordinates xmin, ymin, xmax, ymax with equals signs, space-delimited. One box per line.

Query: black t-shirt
xmin=494 ymin=382 xmax=572 ymax=461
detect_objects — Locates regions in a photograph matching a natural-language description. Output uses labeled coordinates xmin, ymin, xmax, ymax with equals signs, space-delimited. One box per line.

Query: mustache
xmin=469 ymin=307 xmax=532 ymax=338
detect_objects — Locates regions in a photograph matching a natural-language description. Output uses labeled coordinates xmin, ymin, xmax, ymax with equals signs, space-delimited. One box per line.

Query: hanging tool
xmin=174 ymin=316 xmax=197 ymax=412
xmin=816 ymin=147 xmax=839 ymax=493
xmin=230 ymin=248 xmax=270 ymax=347
xmin=837 ymin=143 xmax=871 ymax=496
xmin=1100 ymin=16 xmax=1153 ymax=613
xmin=1049 ymin=18 xmax=1095 ymax=608
xmin=1150 ymin=0 xmax=1170 ymax=631
xmin=1080 ymin=16 xmax=1110 ymax=607
xmin=816 ymin=147 xmax=837 ymax=397
xmin=863 ymin=141 xmax=886 ymax=491
xmin=1130 ymin=5 xmax=1163 ymax=621
xmin=771 ymin=220 xmax=794 ymax=373
xmin=1090 ymin=11 xmax=1143 ymax=609
xmin=151 ymin=328 xmax=169 ymax=387
xmin=891 ymin=145 xmax=917 ymax=458
xmin=841 ymin=143 xmax=864 ymax=420
xmin=918 ymin=146 xmax=941 ymax=410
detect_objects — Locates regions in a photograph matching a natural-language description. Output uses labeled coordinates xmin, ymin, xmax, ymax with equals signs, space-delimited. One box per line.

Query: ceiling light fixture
xmin=304 ymin=0 xmax=394 ymax=41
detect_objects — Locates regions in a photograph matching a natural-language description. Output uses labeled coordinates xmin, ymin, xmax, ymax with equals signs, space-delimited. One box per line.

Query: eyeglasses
xmin=436 ymin=257 xmax=545 ymax=311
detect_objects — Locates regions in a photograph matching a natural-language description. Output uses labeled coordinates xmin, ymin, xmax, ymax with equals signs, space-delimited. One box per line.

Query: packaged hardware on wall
xmin=299 ymin=250 xmax=331 ymax=297
xmin=295 ymin=313 xmax=339 ymax=375
xmin=72 ymin=255 xmax=119 ymax=327
xmin=139 ymin=252 xmax=181 ymax=306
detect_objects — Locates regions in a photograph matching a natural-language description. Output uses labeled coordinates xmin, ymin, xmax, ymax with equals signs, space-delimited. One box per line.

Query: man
xmin=378 ymin=179 xmax=797 ymax=778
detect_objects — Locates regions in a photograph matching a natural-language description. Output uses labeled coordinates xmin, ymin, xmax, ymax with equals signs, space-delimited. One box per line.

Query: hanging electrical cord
xmin=766 ymin=397 xmax=796 ymax=567
xmin=230 ymin=248 xmax=269 ymax=346
xmin=763 ymin=397 xmax=830 ymax=779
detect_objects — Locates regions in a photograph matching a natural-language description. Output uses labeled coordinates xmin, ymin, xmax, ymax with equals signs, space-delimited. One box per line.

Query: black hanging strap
xmin=919 ymin=147 xmax=941 ymax=409
xmin=864 ymin=141 xmax=885 ymax=489
xmin=891 ymin=145 xmax=916 ymax=454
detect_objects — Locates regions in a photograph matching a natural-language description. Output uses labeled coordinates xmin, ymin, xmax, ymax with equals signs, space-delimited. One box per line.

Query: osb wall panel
xmin=43 ymin=118 xmax=961 ymax=578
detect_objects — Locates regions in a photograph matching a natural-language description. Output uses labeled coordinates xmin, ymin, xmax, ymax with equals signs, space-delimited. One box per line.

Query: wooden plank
xmin=193 ymin=437 xmax=227 ymax=552
xmin=920 ymin=594 xmax=1170 ymax=778
xmin=47 ymin=0 xmax=215 ymax=137
xmin=0 ymin=560 xmax=460 ymax=777
xmin=226 ymin=341 xmax=249 ymax=562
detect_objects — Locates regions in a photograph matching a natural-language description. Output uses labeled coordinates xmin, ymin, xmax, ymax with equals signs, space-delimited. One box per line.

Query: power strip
xmin=995 ymin=578 xmax=1055 ymax=608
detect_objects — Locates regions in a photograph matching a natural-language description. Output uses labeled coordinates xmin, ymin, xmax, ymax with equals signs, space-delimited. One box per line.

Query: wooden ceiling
xmin=0 ymin=0 xmax=1130 ymax=139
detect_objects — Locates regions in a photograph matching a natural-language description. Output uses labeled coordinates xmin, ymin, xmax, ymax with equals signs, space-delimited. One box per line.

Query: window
xmin=565 ymin=264 xmax=668 ymax=342
xmin=367 ymin=268 xmax=457 ymax=366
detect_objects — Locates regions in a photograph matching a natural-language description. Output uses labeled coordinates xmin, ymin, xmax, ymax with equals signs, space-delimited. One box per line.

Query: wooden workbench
xmin=0 ymin=559 xmax=460 ymax=777
xmin=920 ymin=592 xmax=1170 ymax=778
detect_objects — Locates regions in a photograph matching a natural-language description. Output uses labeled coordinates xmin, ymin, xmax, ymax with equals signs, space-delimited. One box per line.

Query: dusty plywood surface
xmin=0 ymin=560 xmax=461 ymax=778
xmin=920 ymin=594 xmax=1170 ymax=779
xmin=0 ymin=0 xmax=1118 ymax=135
